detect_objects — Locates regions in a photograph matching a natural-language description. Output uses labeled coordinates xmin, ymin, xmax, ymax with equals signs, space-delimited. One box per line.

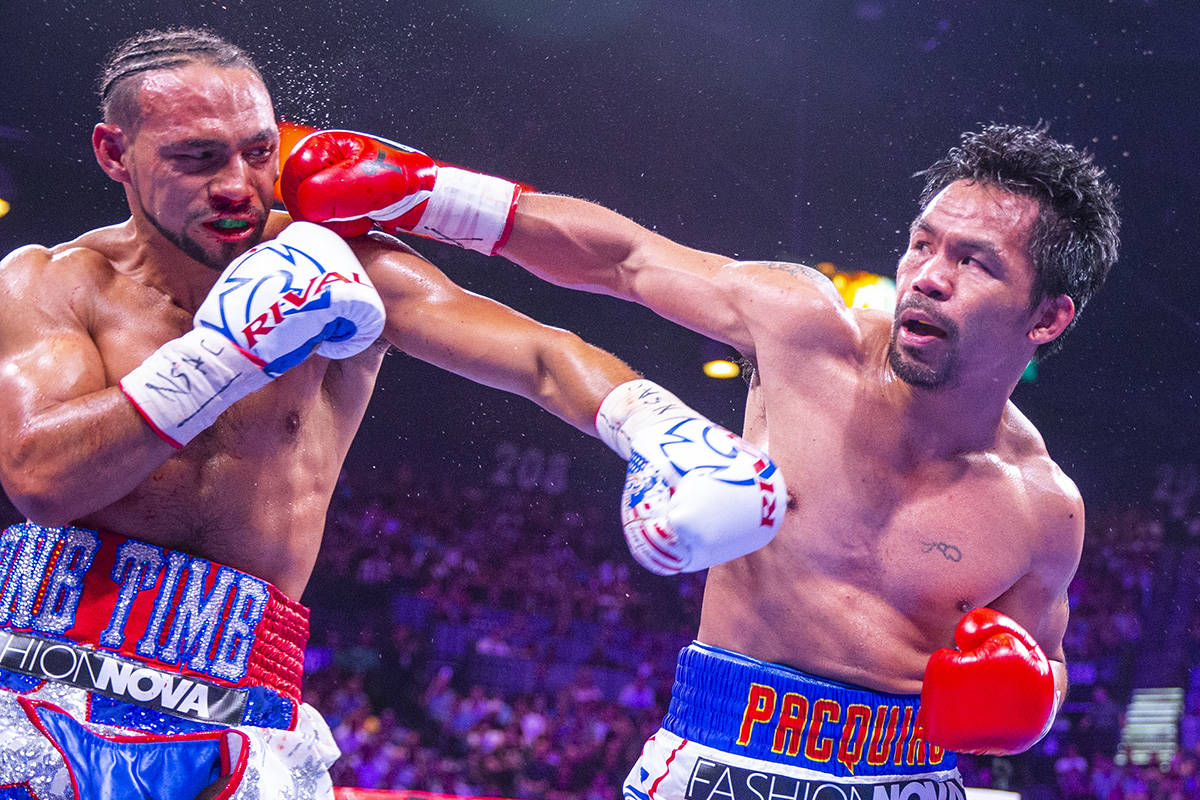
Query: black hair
xmin=98 ymin=27 xmax=264 ymax=135
xmin=916 ymin=123 xmax=1120 ymax=360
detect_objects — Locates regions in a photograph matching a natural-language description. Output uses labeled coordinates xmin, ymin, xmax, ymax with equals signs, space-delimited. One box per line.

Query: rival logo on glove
xmin=239 ymin=268 xmax=367 ymax=348
xmin=201 ymin=241 xmax=368 ymax=353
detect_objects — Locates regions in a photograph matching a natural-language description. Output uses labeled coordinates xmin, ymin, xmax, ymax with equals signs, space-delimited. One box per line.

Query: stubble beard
xmin=142 ymin=206 xmax=267 ymax=271
xmin=886 ymin=324 xmax=958 ymax=390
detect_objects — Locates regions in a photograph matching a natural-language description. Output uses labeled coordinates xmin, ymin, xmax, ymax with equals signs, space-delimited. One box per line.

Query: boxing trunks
xmin=0 ymin=523 xmax=338 ymax=800
xmin=624 ymin=642 xmax=965 ymax=800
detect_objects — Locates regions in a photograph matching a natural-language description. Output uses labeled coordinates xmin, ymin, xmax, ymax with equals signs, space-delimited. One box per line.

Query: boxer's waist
xmin=0 ymin=524 xmax=308 ymax=706
xmin=664 ymin=642 xmax=956 ymax=780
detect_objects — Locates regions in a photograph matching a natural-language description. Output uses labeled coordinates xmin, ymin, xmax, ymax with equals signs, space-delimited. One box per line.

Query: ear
xmin=1027 ymin=293 xmax=1075 ymax=346
xmin=92 ymin=123 xmax=131 ymax=183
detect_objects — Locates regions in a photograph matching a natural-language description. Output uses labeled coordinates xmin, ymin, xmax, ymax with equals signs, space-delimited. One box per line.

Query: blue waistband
xmin=662 ymin=642 xmax=956 ymax=780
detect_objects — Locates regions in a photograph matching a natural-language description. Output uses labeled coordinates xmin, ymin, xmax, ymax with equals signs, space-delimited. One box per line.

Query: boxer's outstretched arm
xmin=499 ymin=194 xmax=748 ymax=342
xmin=504 ymin=195 xmax=852 ymax=359
xmin=355 ymin=236 xmax=637 ymax=433
xmin=0 ymin=247 xmax=175 ymax=525
xmin=283 ymin=132 xmax=848 ymax=359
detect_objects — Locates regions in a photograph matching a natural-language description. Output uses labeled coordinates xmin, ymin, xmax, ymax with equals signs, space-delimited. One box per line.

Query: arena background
xmin=0 ymin=2 xmax=1198 ymax=798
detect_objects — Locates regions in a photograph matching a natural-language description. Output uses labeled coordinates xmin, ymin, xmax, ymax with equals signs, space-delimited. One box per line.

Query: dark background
xmin=0 ymin=0 xmax=1196 ymax=513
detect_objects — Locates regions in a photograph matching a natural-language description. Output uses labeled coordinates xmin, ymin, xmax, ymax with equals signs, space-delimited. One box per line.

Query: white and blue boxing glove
xmin=596 ymin=379 xmax=787 ymax=575
xmin=120 ymin=222 xmax=385 ymax=447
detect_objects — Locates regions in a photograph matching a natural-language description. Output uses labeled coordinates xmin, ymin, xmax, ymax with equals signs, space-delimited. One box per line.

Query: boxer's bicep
xmin=989 ymin=497 xmax=1084 ymax=664
xmin=0 ymin=249 xmax=149 ymax=520
xmin=502 ymin=194 xmax=755 ymax=350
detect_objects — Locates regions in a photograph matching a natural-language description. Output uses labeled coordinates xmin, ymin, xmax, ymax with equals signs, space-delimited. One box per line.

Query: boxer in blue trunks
xmin=0 ymin=29 xmax=784 ymax=799
xmin=282 ymin=121 xmax=1120 ymax=797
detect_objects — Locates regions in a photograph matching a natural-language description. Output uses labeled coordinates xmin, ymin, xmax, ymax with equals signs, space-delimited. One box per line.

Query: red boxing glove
xmin=280 ymin=130 xmax=524 ymax=254
xmin=919 ymin=607 xmax=1057 ymax=755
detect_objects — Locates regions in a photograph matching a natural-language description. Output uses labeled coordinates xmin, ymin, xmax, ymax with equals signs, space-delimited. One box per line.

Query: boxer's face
xmin=121 ymin=63 xmax=278 ymax=270
xmin=888 ymin=179 xmax=1043 ymax=390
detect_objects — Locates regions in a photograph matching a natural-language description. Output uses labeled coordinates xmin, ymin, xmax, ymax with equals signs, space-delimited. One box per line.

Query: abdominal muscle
xmin=698 ymin=554 xmax=937 ymax=695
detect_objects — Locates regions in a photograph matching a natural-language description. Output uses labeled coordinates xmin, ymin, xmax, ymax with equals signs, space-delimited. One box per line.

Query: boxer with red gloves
xmin=280 ymin=123 xmax=1116 ymax=798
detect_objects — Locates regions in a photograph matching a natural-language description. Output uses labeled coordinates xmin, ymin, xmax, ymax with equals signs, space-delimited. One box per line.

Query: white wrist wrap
xmin=120 ymin=328 xmax=272 ymax=448
xmin=413 ymin=167 xmax=519 ymax=255
xmin=596 ymin=379 xmax=688 ymax=461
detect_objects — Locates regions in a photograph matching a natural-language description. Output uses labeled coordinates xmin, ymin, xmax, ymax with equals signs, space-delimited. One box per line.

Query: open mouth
xmin=206 ymin=219 xmax=253 ymax=233
xmin=901 ymin=318 xmax=947 ymax=338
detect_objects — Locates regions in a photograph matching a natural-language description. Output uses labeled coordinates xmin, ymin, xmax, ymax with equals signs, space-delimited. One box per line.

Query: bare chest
xmin=786 ymin=462 xmax=1034 ymax=618
xmin=79 ymin=282 xmax=384 ymax=584
xmin=748 ymin=373 xmax=1037 ymax=624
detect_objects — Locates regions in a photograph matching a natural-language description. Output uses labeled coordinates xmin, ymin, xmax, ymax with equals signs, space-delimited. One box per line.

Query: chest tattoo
xmin=920 ymin=540 xmax=963 ymax=562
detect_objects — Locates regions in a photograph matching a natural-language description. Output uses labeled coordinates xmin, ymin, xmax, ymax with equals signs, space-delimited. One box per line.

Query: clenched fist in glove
xmin=121 ymin=222 xmax=385 ymax=447
xmin=919 ymin=607 xmax=1059 ymax=755
xmin=596 ymin=379 xmax=786 ymax=575
xmin=280 ymin=129 xmax=526 ymax=255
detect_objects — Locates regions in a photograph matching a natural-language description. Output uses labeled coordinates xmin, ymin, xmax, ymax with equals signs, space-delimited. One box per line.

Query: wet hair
xmin=916 ymin=123 xmax=1120 ymax=360
xmin=98 ymin=28 xmax=264 ymax=135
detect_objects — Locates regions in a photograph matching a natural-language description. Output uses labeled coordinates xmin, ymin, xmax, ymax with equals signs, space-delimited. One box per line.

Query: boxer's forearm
xmin=533 ymin=334 xmax=639 ymax=434
xmin=458 ymin=326 xmax=637 ymax=435
xmin=1 ymin=387 xmax=174 ymax=525
xmin=500 ymin=193 xmax=719 ymax=301
xmin=366 ymin=242 xmax=638 ymax=435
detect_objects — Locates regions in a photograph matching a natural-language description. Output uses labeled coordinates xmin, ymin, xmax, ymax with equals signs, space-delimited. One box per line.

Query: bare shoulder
xmin=270 ymin=212 xmax=435 ymax=280
xmin=0 ymin=234 xmax=120 ymax=326
xmin=350 ymin=230 xmax=436 ymax=269
xmin=719 ymin=260 xmax=861 ymax=353
xmin=348 ymin=231 xmax=481 ymax=312
xmin=1002 ymin=402 xmax=1086 ymax=570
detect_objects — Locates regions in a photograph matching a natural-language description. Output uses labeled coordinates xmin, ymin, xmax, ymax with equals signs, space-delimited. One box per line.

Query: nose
xmin=208 ymin=157 xmax=255 ymax=210
xmin=910 ymin=254 xmax=954 ymax=301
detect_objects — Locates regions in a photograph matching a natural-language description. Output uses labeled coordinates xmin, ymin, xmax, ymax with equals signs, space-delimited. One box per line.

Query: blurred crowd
xmin=302 ymin=463 xmax=695 ymax=798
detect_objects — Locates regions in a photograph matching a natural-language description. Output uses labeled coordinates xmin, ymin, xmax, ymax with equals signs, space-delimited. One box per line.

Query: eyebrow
xmin=911 ymin=220 xmax=1004 ymax=262
xmin=163 ymin=129 xmax=275 ymax=151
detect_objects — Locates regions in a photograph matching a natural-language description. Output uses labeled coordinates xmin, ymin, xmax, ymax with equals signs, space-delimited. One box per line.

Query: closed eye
xmin=172 ymin=152 xmax=219 ymax=168
xmin=245 ymin=145 xmax=275 ymax=165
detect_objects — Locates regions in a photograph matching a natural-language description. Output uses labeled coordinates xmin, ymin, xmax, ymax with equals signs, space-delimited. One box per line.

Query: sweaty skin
xmin=0 ymin=64 xmax=633 ymax=600
xmin=498 ymin=183 xmax=1081 ymax=696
